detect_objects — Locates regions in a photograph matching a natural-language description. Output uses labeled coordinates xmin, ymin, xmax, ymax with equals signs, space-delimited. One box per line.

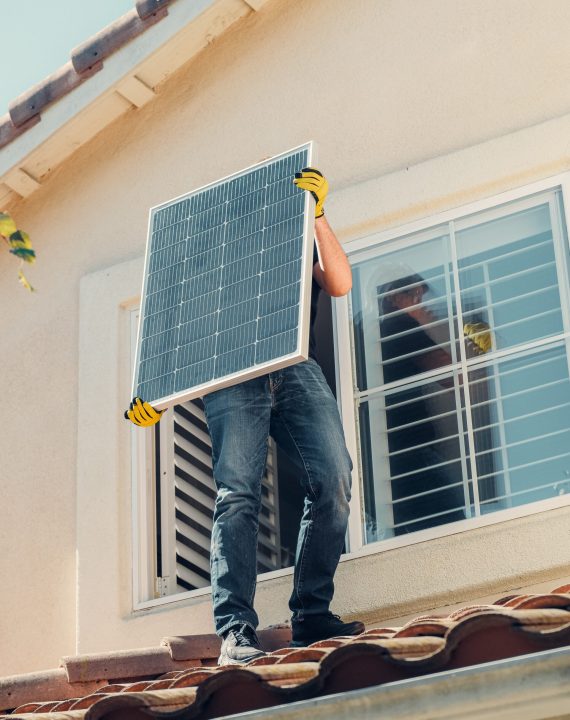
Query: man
xmin=126 ymin=168 xmax=364 ymax=664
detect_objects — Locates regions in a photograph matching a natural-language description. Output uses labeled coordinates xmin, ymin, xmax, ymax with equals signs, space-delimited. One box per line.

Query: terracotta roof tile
xmin=0 ymin=1 xmax=173 ymax=150
xmin=2 ymin=588 xmax=570 ymax=719
xmin=61 ymin=646 xmax=188 ymax=683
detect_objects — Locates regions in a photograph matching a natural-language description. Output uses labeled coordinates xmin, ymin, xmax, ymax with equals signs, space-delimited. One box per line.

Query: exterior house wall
xmin=2 ymin=0 xmax=570 ymax=675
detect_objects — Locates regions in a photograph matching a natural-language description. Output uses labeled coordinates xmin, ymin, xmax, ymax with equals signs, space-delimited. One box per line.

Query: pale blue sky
xmin=0 ymin=0 xmax=135 ymax=114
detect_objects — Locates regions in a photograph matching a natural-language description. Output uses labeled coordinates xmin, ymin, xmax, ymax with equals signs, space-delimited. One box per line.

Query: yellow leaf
xmin=0 ymin=211 xmax=17 ymax=238
xmin=18 ymin=269 xmax=35 ymax=292
xmin=9 ymin=230 xmax=35 ymax=263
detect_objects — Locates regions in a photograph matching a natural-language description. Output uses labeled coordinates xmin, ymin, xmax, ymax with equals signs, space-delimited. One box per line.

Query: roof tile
xmin=2 ymin=588 xmax=570 ymax=719
xmin=136 ymin=0 xmax=172 ymax=20
xmin=8 ymin=64 xmax=101 ymax=129
xmin=61 ymin=646 xmax=186 ymax=683
xmin=0 ymin=1 xmax=174 ymax=151
xmin=70 ymin=8 xmax=168 ymax=76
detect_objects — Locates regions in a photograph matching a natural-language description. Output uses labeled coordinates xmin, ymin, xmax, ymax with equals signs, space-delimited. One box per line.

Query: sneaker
xmin=218 ymin=624 xmax=266 ymax=665
xmin=291 ymin=613 xmax=365 ymax=647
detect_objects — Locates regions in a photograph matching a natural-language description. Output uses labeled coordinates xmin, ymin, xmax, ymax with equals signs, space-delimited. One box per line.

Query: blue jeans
xmin=202 ymin=358 xmax=353 ymax=636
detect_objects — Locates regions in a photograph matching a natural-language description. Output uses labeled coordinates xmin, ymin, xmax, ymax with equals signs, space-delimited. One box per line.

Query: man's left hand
xmin=294 ymin=167 xmax=329 ymax=218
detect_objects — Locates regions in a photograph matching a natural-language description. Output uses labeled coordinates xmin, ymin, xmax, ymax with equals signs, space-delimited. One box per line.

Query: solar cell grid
xmin=134 ymin=144 xmax=313 ymax=407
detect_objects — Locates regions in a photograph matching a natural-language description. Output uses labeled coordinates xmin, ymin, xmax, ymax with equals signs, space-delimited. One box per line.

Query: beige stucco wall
xmin=2 ymin=0 xmax=570 ymax=675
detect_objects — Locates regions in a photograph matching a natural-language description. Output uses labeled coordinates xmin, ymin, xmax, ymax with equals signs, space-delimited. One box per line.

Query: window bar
xmin=390 ymin=454 xmax=464 ymax=482
xmin=475 ymin=449 xmax=570 ymax=485
xmin=388 ymin=430 xmax=462 ymax=458
xmin=463 ymin=399 xmax=570 ymax=438
xmin=490 ymin=307 xmax=561 ymax=335
xmin=383 ymin=380 xmax=457 ymax=412
xmin=479 ymin=476 xmax=570 ymax=508
xmin=461 ymin=284 xmax=559 ymax=325
xmin=390 ymin=478 xmax=469 ymax=505
xmin=463 ymin=375 xmax=568 ymax=413
xmin=450 ymin=219 xmax=481 ymax=516
xmin=481 ymin=259 xmax=512 ymax=508
xmin=376 ymin=294 xmax=447 ymax=322
xmin=392 ymin=503 xmax=467 ymax=532
xmin=549 ymin=191 xmax=570 ymax=383
xmin=457 ymin=236 xmax=552 ymax=274
xmin=380 ymin=341 xmax=454 ymax=365
xmin=386 ymin=407 xmax=459 ymax=433
xmin=472 ymin=426 xmax=570 ymax=463
xmin=469 ymin=347 xmax=561 ymax=384
xmin=456 ymin=258 xmax=557 ymax=295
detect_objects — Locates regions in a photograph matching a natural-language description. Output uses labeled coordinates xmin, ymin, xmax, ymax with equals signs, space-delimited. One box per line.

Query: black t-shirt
xmin=380 ymin=312 xmax=437 ymax=449
xmin=308 ymin=245 xmax=321 ymax=360
xmin=380 ymin=313 xmax=437 ymax=384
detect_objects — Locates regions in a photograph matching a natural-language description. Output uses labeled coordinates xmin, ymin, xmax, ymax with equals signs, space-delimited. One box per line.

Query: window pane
xmin=360 ymin=371 xmax=470 ymax=542
xmin=468 ymin=344 xmax=570 ymax=510
xmin=352 ymin=232 xmax=456 ymax=392
xmin=456 ymin=203 xmax=565 ymax=353
xmin=350 ymin=189 xmax=570 ymax=547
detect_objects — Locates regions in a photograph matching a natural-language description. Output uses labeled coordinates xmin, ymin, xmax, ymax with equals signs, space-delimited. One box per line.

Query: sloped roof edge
xmin=0 ymin=0 xmax=270 ymax=203
xmin=215 ymin=646 xmax=570 ymax=720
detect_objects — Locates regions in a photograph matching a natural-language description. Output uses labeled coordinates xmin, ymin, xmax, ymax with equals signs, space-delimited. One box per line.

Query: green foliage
xmin=0 ymin=211 xmax=36 ymax=291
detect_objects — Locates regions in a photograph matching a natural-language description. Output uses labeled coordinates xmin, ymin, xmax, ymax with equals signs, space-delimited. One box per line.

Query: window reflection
xmin=379 ymin=272 xmax=466 ymax=534
xmin=350 ymin=190 xmax=570 ymax=545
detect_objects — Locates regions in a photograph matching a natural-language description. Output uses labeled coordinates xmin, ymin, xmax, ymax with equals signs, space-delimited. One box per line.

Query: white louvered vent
xmin=171 ymin=399 xmax=281 ymax=592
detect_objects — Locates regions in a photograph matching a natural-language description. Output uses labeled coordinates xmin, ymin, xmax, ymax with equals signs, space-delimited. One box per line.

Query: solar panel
xmin=132 ymin=142 xmax=315 ymax=408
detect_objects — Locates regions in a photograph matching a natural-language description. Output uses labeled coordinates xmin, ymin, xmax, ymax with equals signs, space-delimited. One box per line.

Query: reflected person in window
xmin=126 ymin=168 xmax=364 ymax=664
xmin=380 ymin=274 xmax=467 ymax=534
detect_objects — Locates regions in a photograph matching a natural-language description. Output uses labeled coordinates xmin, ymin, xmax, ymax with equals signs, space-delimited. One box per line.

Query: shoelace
xmin=233 ymin=625 xmax=258 ymax=647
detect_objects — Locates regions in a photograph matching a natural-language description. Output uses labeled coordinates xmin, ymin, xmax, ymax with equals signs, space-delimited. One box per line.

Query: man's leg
xmin=203 ymin=376 xmax=271 ymax=638
xmin=269 ymin=359 xmax=363 ymax=643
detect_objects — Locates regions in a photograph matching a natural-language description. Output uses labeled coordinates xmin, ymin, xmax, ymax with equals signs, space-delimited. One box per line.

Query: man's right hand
xmin=124 ymin=397 xmax=164 ymax=427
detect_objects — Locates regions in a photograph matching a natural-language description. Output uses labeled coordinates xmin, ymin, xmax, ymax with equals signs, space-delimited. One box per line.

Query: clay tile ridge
xmin=61 ymin=646 xmax=184 ymax=684
xmin=0 ymin=668 xmax=102 ymax=715
xmin=0 ymin=0 xmax=172 ymax=150
xmin=0 ymin=627 xmax=291 ymax=713
xmin=163 ymin=624 xmax=292 ymax=661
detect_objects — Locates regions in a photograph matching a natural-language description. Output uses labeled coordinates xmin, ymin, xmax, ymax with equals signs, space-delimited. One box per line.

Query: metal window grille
xmin=348 ymin=189 xmax=570 ymax=543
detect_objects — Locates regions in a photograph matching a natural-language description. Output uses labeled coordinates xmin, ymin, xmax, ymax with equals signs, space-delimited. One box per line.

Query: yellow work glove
xmin=124 ymin=397 xmax=164 ymax=427
xmin=463 ymin=321 xmax=492 ymax=354
xmin=294 ymin=167 xmax=329 ymax=218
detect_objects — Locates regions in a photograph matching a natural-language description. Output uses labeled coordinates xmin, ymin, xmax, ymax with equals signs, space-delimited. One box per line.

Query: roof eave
xmin=0 ymin=0 xmax=271 ymax=207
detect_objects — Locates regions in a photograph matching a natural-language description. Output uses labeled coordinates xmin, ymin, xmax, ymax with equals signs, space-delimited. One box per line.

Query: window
xmin=347 ymin=188 xmax=570 ymax=545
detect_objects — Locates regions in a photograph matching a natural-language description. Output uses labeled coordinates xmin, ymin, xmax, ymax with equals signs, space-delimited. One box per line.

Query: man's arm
xmin=313 ymin=215 xmax=352 ymax=297
xmin=293 ymin=168 xmax=352 ymax=298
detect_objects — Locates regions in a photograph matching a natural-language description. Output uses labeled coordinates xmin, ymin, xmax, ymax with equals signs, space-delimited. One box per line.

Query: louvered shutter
xmin=158 ymin=399 xmax=281 ymax=593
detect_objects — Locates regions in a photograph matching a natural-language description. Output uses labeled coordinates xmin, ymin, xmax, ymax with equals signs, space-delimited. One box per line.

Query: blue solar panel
xmin=133 ymin=143 xmax=314 ymax=407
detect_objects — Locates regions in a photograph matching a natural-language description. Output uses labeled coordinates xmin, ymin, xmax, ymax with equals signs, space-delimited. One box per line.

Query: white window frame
xmin=334 ymin=171 xmax=570 ymax=557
